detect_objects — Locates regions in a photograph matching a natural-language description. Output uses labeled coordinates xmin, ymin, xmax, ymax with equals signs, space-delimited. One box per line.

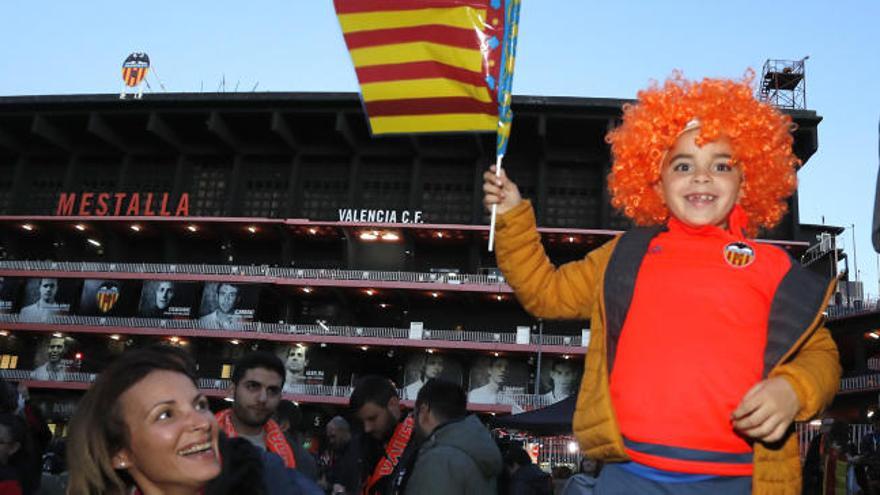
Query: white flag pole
xmin=487 ymin=153 xmax=504 ymax=252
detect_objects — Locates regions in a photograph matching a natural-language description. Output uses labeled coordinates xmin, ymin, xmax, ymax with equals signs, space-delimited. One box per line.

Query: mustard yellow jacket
xmin=495 ymin=201 xmax=841 ymax=495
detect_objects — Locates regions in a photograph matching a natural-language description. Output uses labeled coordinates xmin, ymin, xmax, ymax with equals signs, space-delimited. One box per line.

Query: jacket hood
xmin=424 ymin=414 xmax=502 ymax=478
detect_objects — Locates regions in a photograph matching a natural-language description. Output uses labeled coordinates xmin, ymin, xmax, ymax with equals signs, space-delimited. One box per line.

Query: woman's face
xmin=114 ymin=370 xmax=221 ymax=493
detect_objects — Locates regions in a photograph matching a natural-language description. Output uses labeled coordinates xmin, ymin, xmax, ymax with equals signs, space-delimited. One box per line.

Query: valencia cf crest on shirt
xmin=723 ymin=242 xmax=755 ymax=268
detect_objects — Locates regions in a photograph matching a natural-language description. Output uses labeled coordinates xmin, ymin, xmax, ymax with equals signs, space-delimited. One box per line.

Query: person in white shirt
xmin=199 ymin=283 xmax=242 ymax=329
xmin=31 ymin=336 xmax=68 ymax=380
xmin=403 ymin=354 xmax=445 ymax=400
xmin=282 ymin=344 xmax=309 ymax=394
xmin=540 ymin=359 xmax=578 ymax=404
xmin=468 ymin=358 xmax=509 ymax=404
xmin=19 ymin=278 xmax=61 ymax=323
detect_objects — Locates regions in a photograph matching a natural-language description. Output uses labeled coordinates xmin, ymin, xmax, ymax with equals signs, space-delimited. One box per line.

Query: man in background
xmin=216 ymin=351 xmax=321 ymax=494
xmin=324 ymin=415 xmax=359 ymax=495
xmin=351 ymin=376 xmax=417 ymax=495
xmin=274 ymin=399 xmax=319 ymax=482
xmin=399 ymin=379 xmax=502 ymax=495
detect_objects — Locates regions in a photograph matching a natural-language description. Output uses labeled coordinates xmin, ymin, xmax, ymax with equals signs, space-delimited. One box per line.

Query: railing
xmin=196 ymin=379 xmax=354 ymax=398
xmin=424 ymin=329 xmax=517 ymax=344
xmin=0 ymin=260 xmax=507 ymax=287
xmin=840 ymin=374 xmax=880 ymax=393
xmin=795 ymin=423 xmax=874 ymax=458
xmin=0 ymin=314 xmax=583 ymax=348
xmin=1 ymin=369 xmax=554 ymax=409
xmin=826 ymin=298 xmax=880 ymax=319
xmin=0 ymin=369 xmax=96 ymax=383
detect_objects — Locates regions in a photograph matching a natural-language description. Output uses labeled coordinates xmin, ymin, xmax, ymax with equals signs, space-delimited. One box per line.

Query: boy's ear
xmin=112 ymin=449 xmax=132 ymax=469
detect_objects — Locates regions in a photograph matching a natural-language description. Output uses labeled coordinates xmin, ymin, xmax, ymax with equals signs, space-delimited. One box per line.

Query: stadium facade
xmin=0 ymin=92 xmax=861 ymax=459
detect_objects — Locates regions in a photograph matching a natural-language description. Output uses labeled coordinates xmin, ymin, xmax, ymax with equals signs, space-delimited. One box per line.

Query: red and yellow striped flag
xmin=334 ymin=0 xmax=510 ymax=135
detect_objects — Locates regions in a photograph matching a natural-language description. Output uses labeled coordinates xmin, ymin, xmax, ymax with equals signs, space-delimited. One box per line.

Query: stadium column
xmin=469 ymin=155 xmax=485 ymax=270
xmin=164 ymin=155 xmax=193 ymax=261
xmin=599 ymin=118 xmax=617 ymax=228
xmin=535 ymin=114 xmax=548 ymax=226
xmin=224 ymin=155 xmax=244 ymax=216
xmin=4 ymin=155 xmax=28 ymax=256
xmin=285 ymin=154 xmax=302 ymax=219
xmin=789 ymin=189 xmax=801 ymax=240
xmin=9 ymin=155 xmax=29 ymax=216
xmin=280 ymin=152 xmax=301 ymax=267
xmin=408 ymin=155 xmax=422 ymax=213
xmin=107 ymin=154 xmax=134 ymax=260
xmin=347 ymin=153 xmax=361 ymax=208
xmin=855 ymin=337 xmax=869 ymax=375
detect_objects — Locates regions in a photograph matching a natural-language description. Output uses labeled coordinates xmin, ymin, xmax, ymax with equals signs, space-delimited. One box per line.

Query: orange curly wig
xmin=605 ymin=72 xmax=799 ymax=234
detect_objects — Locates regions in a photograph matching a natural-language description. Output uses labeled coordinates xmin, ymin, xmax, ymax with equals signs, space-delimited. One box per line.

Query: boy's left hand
xmin=731 ymin=377 xmax=800 ymax=443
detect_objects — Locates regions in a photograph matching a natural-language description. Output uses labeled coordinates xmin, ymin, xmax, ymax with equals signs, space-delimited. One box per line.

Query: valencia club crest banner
xmin=334 ymin=0 xmax=521 ymax=151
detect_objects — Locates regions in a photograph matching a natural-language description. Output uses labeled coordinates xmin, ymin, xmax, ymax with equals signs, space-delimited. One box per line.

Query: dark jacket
xmin=508 ymin=463 xmax=552 ymax=495
xmin=329 ymin=439 xmax=361 ymax=494
xmin=205 ymin=435 xmax=268 ymax=495
xmin=285 ymin=432 xmax=319 ymax=482
xmin=402 ymin=415 xmax=502 ymax=495
xmin=205 ymin=434 xmax=316 ymax=495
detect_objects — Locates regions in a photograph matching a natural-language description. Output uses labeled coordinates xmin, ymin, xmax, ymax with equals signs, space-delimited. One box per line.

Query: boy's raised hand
xmin=731 ymin=377 xmax=801 ymax=443
xmin=482 ymin=165 xmax=522 ymax=215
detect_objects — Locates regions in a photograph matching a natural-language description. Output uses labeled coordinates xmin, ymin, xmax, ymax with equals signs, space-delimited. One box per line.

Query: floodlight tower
xmin=758 ymin=56 xmax=808 ymax=109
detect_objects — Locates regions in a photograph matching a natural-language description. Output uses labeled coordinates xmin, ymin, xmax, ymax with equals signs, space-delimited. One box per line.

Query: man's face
xmin=356 ymin=401 xmax=396 ymax=442
xmin=39 ymin=279 xmax=58 ymax=303
xmin=217 ymin=284 xmax=239 ymax=314
xmin=424 ymin=356 xmax=444 ymax=379
xmin=231 ymin=368 xmax=283 ymax=428
xmin=155 ymin=282 xmax=175 ymax=310
xmin=47 ymin=338 xmax=65 ymax=363
xmin=326 ymin=424 xmax=347 ymax=450
xmin=286 ymin=346 xmax=307 ymax=373
xmin=550 ymin=362 xmax=577 ymax=391
xmin=414 ymin=404 xmax=431 ymax=440
xmin=488 ymin=359 xmax=509 ymax=385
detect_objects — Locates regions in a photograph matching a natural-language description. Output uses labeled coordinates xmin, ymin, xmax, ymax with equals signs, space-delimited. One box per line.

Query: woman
xmin=66 ymin=347 xmax=223 ymax=495
xmin=0 ymin=413 xmax=25 ymax=494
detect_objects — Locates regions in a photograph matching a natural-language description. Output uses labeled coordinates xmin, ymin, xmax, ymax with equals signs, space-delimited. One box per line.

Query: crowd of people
xmin=0 ymin=346 xmax=588 ymax=495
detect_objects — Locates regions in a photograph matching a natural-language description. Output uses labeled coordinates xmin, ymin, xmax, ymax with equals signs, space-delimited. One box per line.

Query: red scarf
xmin=215 ymin=409 xmax=297 ymax=469
xmin=363 ymin=415 xmax=414 ymax=495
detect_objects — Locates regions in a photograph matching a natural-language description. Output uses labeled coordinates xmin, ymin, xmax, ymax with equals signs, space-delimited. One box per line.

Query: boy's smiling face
xmin=654 ymin=128 xmax=743 ymax=229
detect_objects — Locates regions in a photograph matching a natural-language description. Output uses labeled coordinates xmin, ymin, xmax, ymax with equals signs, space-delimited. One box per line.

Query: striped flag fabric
xmin=334 ymin=0 xmax=520 ymax=150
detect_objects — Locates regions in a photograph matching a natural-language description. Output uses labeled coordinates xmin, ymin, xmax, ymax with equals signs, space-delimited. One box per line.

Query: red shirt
xmin=609 ymin=216 xmax=791 ymax=475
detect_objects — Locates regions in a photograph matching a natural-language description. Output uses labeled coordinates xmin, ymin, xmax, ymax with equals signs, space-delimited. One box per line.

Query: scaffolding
xmin=758 ymin=57 xmax=808 ymax=109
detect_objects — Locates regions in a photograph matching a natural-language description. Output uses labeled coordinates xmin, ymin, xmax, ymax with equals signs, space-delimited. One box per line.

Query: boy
xmin=483 ymin=74 xmax=840 ymax=494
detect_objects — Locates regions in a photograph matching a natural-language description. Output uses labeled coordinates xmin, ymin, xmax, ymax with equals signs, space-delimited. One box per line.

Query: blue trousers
xmin=595 ymin=463 xmax=752 ymax=494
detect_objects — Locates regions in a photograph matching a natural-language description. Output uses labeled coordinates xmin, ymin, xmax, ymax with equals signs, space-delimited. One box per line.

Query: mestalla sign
xmin=55 ymin=192 xmax=190 ymax=216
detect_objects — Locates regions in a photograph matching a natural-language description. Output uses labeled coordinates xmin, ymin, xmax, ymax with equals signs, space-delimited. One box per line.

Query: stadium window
xmin=221 ymin=364 xmax=233 ymax=379
xmin=0 ymin=354 xmax=18 ymax=369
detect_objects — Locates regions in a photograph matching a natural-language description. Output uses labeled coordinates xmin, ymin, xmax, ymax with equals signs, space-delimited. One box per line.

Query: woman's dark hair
xmin=66 ymin=347 xmax=198 ymax=495
xmin=231 ymin=352 xmax=285 ymax=385
xmin=0 ymin=412 xmax=37 ymax=494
